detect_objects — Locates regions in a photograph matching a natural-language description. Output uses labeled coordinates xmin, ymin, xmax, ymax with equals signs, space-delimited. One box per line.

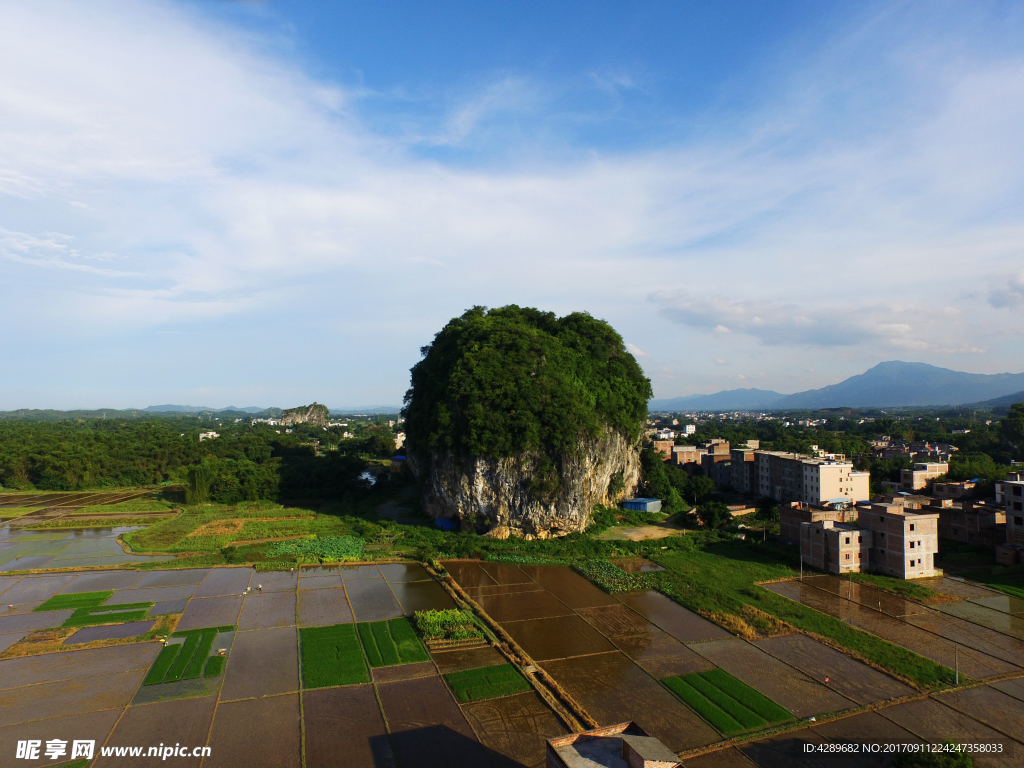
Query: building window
xmin=909 ymin=559 xmax=914 ymax=568
xmin=910 ymin=541 xmax=915 ymax=549
xmin=909 ymin=523 xmax=915 ymax=531
xmin=845 ymin=537 xmax=850 ymax=544
xmin=1015 ymin=516 xmax=1023 ymax=526
xmin=845 ymin=554 xmax=851 ymax=560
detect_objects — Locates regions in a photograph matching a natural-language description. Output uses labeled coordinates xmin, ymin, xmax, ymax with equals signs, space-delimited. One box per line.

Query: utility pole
xmin=955 ymin=643 xmax=959 ymax=685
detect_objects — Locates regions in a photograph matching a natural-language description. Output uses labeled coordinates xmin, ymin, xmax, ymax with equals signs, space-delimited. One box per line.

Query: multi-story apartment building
xmin=730 ymin=445 xmax=757 ymax=494
xmin=800 ymin=520 xmax=872 ymax=575
xmin=997 ymin=472 xmax=1024 ymax=564
xmin=756 ymin=451 xmax=870 ymax=506
xmin=859 ymin=503 xmax=941 ymax=578
xmin=899 ymin=462 xmax=948 ymax=492
xmin=781 ymin=501 xmax=858 ymax=544
xmin=937 ymin=500 xmax=1005 ymax=546
xmin=669 ymin=445 xmax=706 ymax=469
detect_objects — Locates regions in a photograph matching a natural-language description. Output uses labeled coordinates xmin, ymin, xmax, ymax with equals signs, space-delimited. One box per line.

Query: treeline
xmin=0 ymin=418 xmax=400 ymax=503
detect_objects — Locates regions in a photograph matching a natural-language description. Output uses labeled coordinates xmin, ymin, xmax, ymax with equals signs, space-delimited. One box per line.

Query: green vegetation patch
xmin=267 ymin=536 xmax=365 ymax=563
xmin=300 ymin=623 xmax=369 ymax=688
xmin=62 ymin=602 xmax=154 ymax=628
xmin=34 ymin=591 xmax=114 ymax=612
xmin=28 ymin=517 xmax=165 ymax=530
xmin=574 ymin=559 xmax=662 ymax=594
xmin=846 ymin=573 xmax=941 ymax=602
xmin=444 ymin=664 xmax=531 ymax=702
xmin=358 ymin=618 xmax=429 ymax=668
xmin=961 ymin=566 xmax=1024 ymax=601
xmin=413 ymin=609 xmax=482 ymax=641
xmin=144 ymin=626 xmax=233 ymax=685
xmin=203 ymin=655 xmax=225 ymax=678
xmin=663 ymin=669 xmax=793 ymax=735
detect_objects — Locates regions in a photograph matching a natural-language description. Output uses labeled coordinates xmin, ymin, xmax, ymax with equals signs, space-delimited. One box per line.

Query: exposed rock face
xmin=280 ymin=402 xmax=329 ymax=427
xmin=409 ymin=428 xmax=640 ymax=539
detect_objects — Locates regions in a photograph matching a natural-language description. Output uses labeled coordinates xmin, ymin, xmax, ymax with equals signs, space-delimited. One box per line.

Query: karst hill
xmin=402 ymin=305 xmax=651 ymax=538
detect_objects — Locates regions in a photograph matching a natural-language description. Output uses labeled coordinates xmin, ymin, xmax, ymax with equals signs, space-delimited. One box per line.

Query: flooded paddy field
xmin=297 ymin=587 xmax=354 ymax=626
xmin=303 ymin=684 xmax=391 ymax=768
xmin=934 ymin=685 xmax=1024 ymax=741
xmin=753 ymin=633 xmax=913 ymax=705
xmin=765 ymin=580 xmax=1017 ymax=678
xmin=0 ymin=526 xmax=174 ymax=571
xmin=462 ymin=690 xmax=568 ymax=768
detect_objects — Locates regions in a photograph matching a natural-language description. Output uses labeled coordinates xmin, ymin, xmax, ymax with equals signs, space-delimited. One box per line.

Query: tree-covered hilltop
xmin=402 ymin=305 xmax=651 ymax=480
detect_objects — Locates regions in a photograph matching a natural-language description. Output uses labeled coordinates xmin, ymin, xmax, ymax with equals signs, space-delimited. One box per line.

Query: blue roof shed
xmin=622 ymin=498 xmax=662 ymax=513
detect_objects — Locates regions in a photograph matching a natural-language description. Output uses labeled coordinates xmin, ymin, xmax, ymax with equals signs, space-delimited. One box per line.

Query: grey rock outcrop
xmin=280 ymin=402 xmax=329 ymax=427
xmin=409 ymin=428 xmax=640 ymax=539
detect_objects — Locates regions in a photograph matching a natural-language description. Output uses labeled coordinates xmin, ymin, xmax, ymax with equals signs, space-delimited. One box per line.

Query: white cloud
xmin=0 ymin=0 xmax=1023 ymax=407
xmin=626 ymin=343 xmax=649 ymax=358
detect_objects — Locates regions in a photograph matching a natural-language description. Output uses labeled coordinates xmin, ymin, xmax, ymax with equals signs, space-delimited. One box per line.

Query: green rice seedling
xmin=388 ymin=618 xmax=429 ymax=664
xmin=203 ymin=655 xmax=225 ymax=678
xmin=62 ymin=602 xmax=154 ymax=627
xmin=163 ymin=634 xmax=200 ymax=682
xmin=370 ymin=621 xmax=401 ymax=666
xmin=662 ymin=676 xmax=744 ymax=735
xmin=34 ymin=591 xmax=113 ymax=612
xmin=144 ymin=644 xmax=182 ymax=685
xmin=300 ymin=623 xmax=369 ymax=688
xmin=183 ymin=630 xmax=218 ymax=680
xmin=357 ymin=622 xmax=384 ymax=667
xmin=444 ymin=664 xmax=531 ymax=703
xmin=686 ymin=674 xmax=766 ymax=730
xmin=700 ymin=669 xmax=793 ymax=724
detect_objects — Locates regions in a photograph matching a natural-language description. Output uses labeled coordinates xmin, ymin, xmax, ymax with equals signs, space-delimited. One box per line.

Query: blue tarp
xmin=434 ymin=518 xmax=457 ymax=531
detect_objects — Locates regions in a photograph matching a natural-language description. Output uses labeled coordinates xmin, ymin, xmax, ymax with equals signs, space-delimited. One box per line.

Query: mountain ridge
xmin=650 ymin=361 xmax=1024 ymax=411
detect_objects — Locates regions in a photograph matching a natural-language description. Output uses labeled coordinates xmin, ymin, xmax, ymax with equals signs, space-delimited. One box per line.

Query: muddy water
xmin=935 ymin=685 xmax=1024 ymax=742
xmin=916 ymin=575 xmax=997 ymax=601
xmin=517 ymin=565 xmax=619 ymax=608
xmin=541 ymin=651 xmax=720 ymax=752
xmin=297 ymin=587 xmax=353 ymax=627
xmin=611 ymin=630 xmax=714 ymax=678
xmin=303 ymin=685 xmax=393 ymax=768
xmin=932 ymin=600 xmax=1024 ymax=642
xmin=478 ymin=562 xmax=535 ymax=585
xmin=476 ymin=590 xmax=573 ymax=622
xmin=617 ymin=591 xmax=730 ymax=642
xmin=205 ymin=694 xmax=301 ymax=768
xmin=461 ymin=690 xmax=568 ymax=768
xmin=430 ymin=645 xmax=506 ymax=674
xmin=765 ymin=581 xmax=1015 ymax=678
xmin=971 ymin=594 xmax=1024 ymax=616
xmin=466 ymin=582 xmax=544 ymax=597
xmin=614 ymin=558 xmax=665 ymax=573
xmin=503 ymin=614 xmax=615 ymax=661
xmin=443 ymin=561 xmax=498 ymax=589
xmin=390 ymin=580 xmax=456 ymax=615
xmin=576 ymin=604 xmax=659 ymax=638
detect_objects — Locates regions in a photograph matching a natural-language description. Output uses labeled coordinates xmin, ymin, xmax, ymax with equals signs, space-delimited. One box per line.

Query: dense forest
xmin=0 ymin=416 xmax=401 ymax=503
xmin=403 ymin=305 xmax=652 ymax=461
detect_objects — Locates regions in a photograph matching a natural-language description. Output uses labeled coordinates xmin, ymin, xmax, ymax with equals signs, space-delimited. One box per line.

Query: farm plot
xmin=298 ymin=588 xmax=353 ymax=627
xmin=611 ymin=631 xmax=714 ymax=679
xmin=431 ymin=645 xmax=507 ymax=674
xmin=0 ymin=643 xmax=158 ymax=690
xmin=99 ymin=695 xmax=217 ymax=768
xmin=689 ymin=637 xmax=852 ymax=718
xmin=617 ymin=590 xmax=730 ymax=642
xmin=238 ymin=590 xmax=296 ymax=630
xmin=357 ymin=618 xmax=430 ymax=668
xmin=193 ymin=567 xmax=252 ymax=597
xmin=33 ymin=589 xmax=157 ymax=628
xmin=475 ymin=590 xmax=572 ymax=622
xmin=754 ymin=633 xmax=912 ymax=705
xmin=220 ymin=627 xmax=299 ymax=700
xmin=3 ymin=575 xmax=77 ymax=602
xmin=3 ymin=668 xmax=147 ymax=725
xmin=576 ymin=604 xmax=659 ymax=638
xmin=503 ymin=614 xmax=615 ymax=661
xmin=541 ymin=651 xmax=720 ymax=752
xmin=67 ymin=620 xmax=155 ymax=644
xmin=143 ymin=626 xmax=233 ymax=685
xmin=175 ymin=595 xmax=243 ymax=631
xmin=372 ymin=661 xmax=437 ymax=683
xmin=389 ymin=580 xmax=456 ymax=615
xmin=57 ymin=571 xmax=144 ymax=593
xmin=205 ymin=693 xmax=301 ymax=768
xmin=461 ymin=690 xmax=568 ymax=768
xmin=345 ymin=578 xmax=403 ymax=622
xmin=303 ymin=684 xmax=393 ymax=768
xmin=517 ymin=565 xmax=619 ymax=609
xmin=444 ymin=663 xmax=531 ymax=702
xmin=377 ymin=676 xmax=489 ymax=768
xmin=933 ymin=600 xmax=1024 ymax=642
xmin=299 ymin=623 xmax=369 ymax=688
xmin=378 ymin=562 xmax=431 ymax=583
xmin=935 ymin=685 xmax=1024 ymax=740
xmin=880 ymin=698 xmax=1020 ymax=766
xmin=662 ymin=668 xmax=795 ymax=735
xmin=970 ymin=594 xmax=1024 ymax=615
xmin=442 ymin=561 xmax=498 ymax=589
xmin=478 ymin=562 xmax=534 ymax=585
xmin=136 ymin=569 xmax=211 ymax=589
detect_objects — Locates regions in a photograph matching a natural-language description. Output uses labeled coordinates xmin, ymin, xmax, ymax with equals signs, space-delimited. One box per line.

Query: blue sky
xmin=1 ymin=0 xmax=1023 ymax=409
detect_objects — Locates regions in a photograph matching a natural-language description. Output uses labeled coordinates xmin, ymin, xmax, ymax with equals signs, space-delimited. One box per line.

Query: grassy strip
xmin=164 ymin=634 xmax=200 ymax=682
xmin=686 ymin=675 xmax=767 ymax=730
xmin=34 ymin=591 xmax=113 ymax=612
xmin=960 ymin=569 xmax=1024 ymax=600
xmin=203 ymin=655 xmax=225 ymax=678
xmin=143 ymin=644 xmax=181 ymax=685
xmin=172 ymin=624 xmax=236 ymax=637
xmin=358 ymin=618 xmax=429 ymax=668
xmin=28 ymin=517 xmax=165 ymax=529
xmin=662 ymin=676 xmax=744 ymax=735
xmin=846 ymin=573 xmax=941 ymax=602
xmin=300 ymin=623 xmax=369 ymax=688
xmin=701 ymin=668 xmax=793 ymax=723
xmin=183 ymin=630 xmax=217 ymax=680
xmin=62 ymin=603 xmax=153 ymax=628
xmin=444 ymin=664 xmax=531 ymax=703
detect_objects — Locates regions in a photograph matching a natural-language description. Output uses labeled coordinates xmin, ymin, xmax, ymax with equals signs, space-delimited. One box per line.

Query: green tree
xmin=686 ymin=476 xmax=716 ymax=506
xmin=892 ymin=743 xmax=973 ymax=768
xmin=1003 ymin=402 xmax=1024 ymax=452
xmin=696 ymin=500 xmax=731 ymax=529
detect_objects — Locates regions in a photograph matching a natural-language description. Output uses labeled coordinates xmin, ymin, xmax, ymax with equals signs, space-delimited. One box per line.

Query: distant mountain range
xmin=649 ymin=361 xmax=1024 ymax=411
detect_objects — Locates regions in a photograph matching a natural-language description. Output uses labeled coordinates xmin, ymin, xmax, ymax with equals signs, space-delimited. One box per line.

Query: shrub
xmin=573 ymin=559 xmax=662 ymax=594
xmin=413 ymin=609 xmax=482 ymax=641
xmin=266 ymin=536 xmax=364 ymax=562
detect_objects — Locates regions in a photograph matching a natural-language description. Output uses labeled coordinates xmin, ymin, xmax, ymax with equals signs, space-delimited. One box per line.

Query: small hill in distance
xmin=145 ymin=404 xmax=267 ymax=413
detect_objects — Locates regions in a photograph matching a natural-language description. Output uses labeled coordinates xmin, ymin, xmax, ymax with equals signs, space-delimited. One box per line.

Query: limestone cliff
xmin=280 ymin=402 xmax=329 ymax=427
xmin=409 ymin=427 xmax=641 ymax=538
